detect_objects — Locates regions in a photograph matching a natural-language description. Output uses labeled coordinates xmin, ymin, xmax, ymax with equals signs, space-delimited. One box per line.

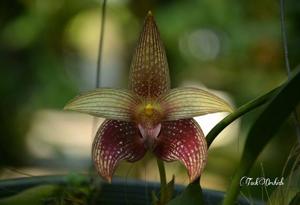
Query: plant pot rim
xmin=0 ymin=174 xmax=263 ymax=205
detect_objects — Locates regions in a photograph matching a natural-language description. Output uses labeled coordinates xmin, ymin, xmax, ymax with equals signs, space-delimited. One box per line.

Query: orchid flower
xmin=64 ymin=12 xmax=232 ymax=182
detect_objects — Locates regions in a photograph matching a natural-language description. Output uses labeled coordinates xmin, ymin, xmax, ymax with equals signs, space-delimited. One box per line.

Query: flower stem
xmin=156 ymin=158 xmax=167 ymax=204
xmin=206 ymin=86 xmax=280 ymax=148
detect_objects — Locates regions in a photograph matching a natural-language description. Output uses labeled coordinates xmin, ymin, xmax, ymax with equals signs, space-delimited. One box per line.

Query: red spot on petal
xmin=92 ymin=120 xmax=147 ymax=181
xmin=129 ymin=13 xmax=170 ymax=98
xmin=153 ymin=119 xmax=207 ymax=181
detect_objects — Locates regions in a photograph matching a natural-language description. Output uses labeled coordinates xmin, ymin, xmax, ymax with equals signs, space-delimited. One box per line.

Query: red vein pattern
xmin=92 ymin=120 xmax=147 ymax=181
xmin=153 ymin=119 xmax=207 ymax=181
xmin=129 ymin=12 xmax=170 ymax=98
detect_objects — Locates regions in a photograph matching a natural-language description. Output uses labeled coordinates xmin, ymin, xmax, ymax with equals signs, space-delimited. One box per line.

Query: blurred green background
xmin=0 ymin=0 xmax=299 ymax=202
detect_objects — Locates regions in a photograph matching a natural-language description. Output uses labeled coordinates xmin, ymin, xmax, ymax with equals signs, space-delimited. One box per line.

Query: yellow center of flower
xmin=144 ymin=103 xmax=154 ymax=116
xmin=134 ymin=101 xmax=164 ymax=124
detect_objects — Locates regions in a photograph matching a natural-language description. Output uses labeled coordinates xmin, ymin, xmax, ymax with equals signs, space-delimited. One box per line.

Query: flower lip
xmin=138 ymin=123 xmax=162 ymax=150
xmin=134 ymin=101 xmax=164 ymax=150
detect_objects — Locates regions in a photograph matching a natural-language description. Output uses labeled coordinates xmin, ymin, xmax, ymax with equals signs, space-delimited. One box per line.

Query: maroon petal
xmin=92 ymin=120 xmax=147 ymax=182
xmin=153 ymin=119 xmax=207 ymax=182
xmin=129 ymin=11 xmax=170 ymax=98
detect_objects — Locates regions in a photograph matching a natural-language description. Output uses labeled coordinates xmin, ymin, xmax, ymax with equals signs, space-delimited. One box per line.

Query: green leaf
xmin=289 ymin=192 xmax=300 ymax=205
xmin=152 ymin=176 xmax=174 ymax=205
xmin=64 ymin=88 xmax=140 ymax=121
xmin=0 ymin=185 xmax=59 ymax=205
xmin=164 ymin=175 xmax=175 ymax=203
xmin=223 ymin=68 xmax=300 ymax=205
xmin=268 ymin=166 xmax=300 ymax=205
xmin=159 ymin=87 xmax=233 ymax=121
xmin=206 ymin=86 xmax=279 ymax=147
xmin=167 ymin=181 xmax=204 ymax=205
xmin=152 ymin=191 xmax=159 ymax=205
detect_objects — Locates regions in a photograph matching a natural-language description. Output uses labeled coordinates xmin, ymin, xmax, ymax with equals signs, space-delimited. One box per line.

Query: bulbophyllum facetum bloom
xmin=65 ymin=11 xmax=232 ymax=182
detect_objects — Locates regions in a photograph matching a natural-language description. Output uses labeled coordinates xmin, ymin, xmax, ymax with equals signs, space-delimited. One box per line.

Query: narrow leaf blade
xmin=223 ymin=68 xmax=300 ymax=205
xmin=64 ymin=88 xmax=140 ymax=121
xmin=167 ymin=182 xmax=204 ymax=205
xmin=289 ymin=192 xmax=300 ymax=205
xmin=0 ymin=185 xmax=59 ymax=205
xmin=165 ymin=176 xmax=175 ymax=203
xmin=268 ymin=166 xmax=300 ymax=205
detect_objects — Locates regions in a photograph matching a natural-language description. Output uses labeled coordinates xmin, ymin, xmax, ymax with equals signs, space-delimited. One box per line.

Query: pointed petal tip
xmin=63 ymin=103 xmax=72 ymax=110
xmin=188 ymin=170 xmax=206 ymax=183
xmin=106 ymin=176 xmax=112 ymax=183
xmin=63 ymin=102 xmax=75 ymax=111
xmin=145 ymin=10 xmax=155 ymax=23
xmin=223 ymin=103 xmax=234 ymax=113
xmin=100 ymin=173 xmax=112 ymax=183
xmin=187 ymin=163 xmax=205 ymax=183
xmin=63 ymin=105 xmax=68 ymax=110
xmin=189 ymin=173 xmax=202 ymax=183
